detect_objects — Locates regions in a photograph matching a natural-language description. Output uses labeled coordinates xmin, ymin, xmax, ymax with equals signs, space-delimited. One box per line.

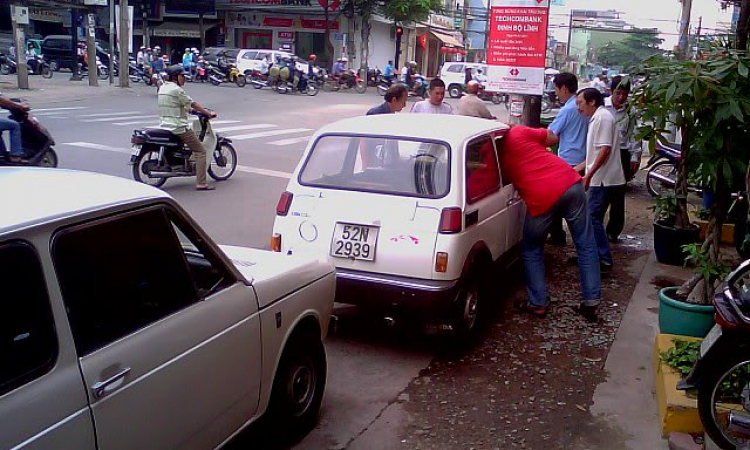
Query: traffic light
xmin=396 ymin=26 xmax=403 ymax=36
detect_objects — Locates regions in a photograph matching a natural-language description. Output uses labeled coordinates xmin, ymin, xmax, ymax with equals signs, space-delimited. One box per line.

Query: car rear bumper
xmin=335 ymin=268 xmax=460 ymax=316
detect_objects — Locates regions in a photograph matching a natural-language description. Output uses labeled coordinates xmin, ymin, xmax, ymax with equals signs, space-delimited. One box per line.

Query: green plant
xmin=660 ymin=339 xmax=700 ymax=376
xmin=652 ymin=194 xmax=678 ymax=226
xmin=682 ymin=243 xmax=729 ymax=282
xmin=697 ymin=208 xmax=710 ymax=221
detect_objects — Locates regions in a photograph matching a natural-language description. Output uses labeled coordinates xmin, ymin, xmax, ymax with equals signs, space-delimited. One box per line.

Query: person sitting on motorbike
xmin=217 ymin=53 xmax=232 ymax=77
xmin=25 ymin=43 xmax=40 ymax=74
xmin=182 ymin=48 xmax=193 ymax=75
xmin=137 ymin=46 xmax=147 ymax=69
xmin=331 ymin=57 xmax=344 ymax=76
xmin=158 ymin=65 xmax=217 ymax=191
xmin=473 ymin=68 xmax=487 ymax=87
xmin=0 ymin=94 xmax=31 ymax=163
xmin=308 ymin=54 xmax=317 ymax=78
xmin=408 ymin=61 xmax=422 ymax=94
xmin=383 ymin=60 xmax=394 ymax=82
xmin=152 ymin=53 xmax=166 ymax=74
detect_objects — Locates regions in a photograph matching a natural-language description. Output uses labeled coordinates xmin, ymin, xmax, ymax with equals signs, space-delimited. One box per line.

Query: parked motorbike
xmin=541 ymin=89 xmax=562 ymax=113
xmin=677 ymin=258 xmax=750 ymax=449
xmin=0 ymin=102 xmax=58 ymax=167
xmin=208 ymin=63 xmax=246 ymax=88
xmin=644 ymin=141 xmax=704 ymax=197
xmin=276 ymin=72 xmax=319 ymax=96
xmin=130 ymin=111 xmax=237 ymax=188
xmin=322 ymin=70 xmax=367 ymax=94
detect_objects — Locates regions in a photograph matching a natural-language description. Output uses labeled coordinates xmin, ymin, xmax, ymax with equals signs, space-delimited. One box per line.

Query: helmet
xmin=309 ymin=54 xmax=316 ymax=61
xmin=191 ymin=47 xmax=198 ymax=52
xmin=166 ymin=64 xmax=185 ymax=77
xmin=154 ymin=46 xmax=161 ymax=51
xmin=341 ymin=57 xmax=348 ymax=62
xmin=140 ymin=46 xmax=146 ymax=50
xmin=185 ymin=48 xmax=190 ymax=52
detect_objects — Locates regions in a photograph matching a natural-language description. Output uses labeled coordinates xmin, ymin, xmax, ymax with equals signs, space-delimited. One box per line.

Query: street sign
xmin=11 ymin=6 xmax=30 ymax=25
xmin=84 ymin=0 xmax=109 ymax=6
xmin=486 ymin=0 xmax=549 ymax=95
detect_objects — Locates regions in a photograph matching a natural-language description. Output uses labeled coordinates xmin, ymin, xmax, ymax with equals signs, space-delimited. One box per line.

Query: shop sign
xmin=263 ymin=17 xmax=294 ymax=27
xmin=429 ymin=14 xmax=453 ymax=30
xmin=278 ymin=31 xmax=295 ymax=40
xmin=486 ymin=0 xmax=549 ymax=95
xmin=29 ymin=8 xmax=65 ymax=23
xmin=510 ymin=100 xmax=524 ymax=117
xmin=301 ymin=19 xmax=338 ymax=30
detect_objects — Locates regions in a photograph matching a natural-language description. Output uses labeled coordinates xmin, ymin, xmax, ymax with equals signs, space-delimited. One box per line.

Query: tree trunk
xmin=324 ymin=3 xmax=334 ymax=70
xmin=674 ymin=125 xmax=691 ymax=229
xmin=360 ymin=15 xmax=371 ymax=71
xmin=737 ymin=0 xmax=750 ymax=51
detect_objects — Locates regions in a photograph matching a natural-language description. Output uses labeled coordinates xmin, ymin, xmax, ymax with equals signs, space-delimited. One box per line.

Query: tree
xmin=596 ymin=31 xmax=664 ymax=71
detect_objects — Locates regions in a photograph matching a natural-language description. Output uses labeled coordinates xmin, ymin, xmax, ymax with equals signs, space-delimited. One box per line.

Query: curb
xmin=654 ymin=333 xmax=703 ymax=437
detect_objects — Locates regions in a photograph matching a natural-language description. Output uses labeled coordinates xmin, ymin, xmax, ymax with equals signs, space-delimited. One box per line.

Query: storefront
xmin=414 ymin=14 xmax=464 ymax=77
xmin=225 ymin=11 xmax=336 ymax=57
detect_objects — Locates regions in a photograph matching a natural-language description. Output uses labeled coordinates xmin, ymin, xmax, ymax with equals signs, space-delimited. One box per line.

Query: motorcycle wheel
xmin=354 ymin=80 xmax=367 ymax=94
xmin=0 ymin=64 xmax=9 ymax=75
xmin=210 ymin=77 xmax=221 ymax=86
xmin=377 ymin=83 xmax=388 ymax=96
xmin=41 ymin=66 xmax=53 ymax=79
xmin=491 ymin=94 xmax=501 ymax=105
xmin=208 ymin=142 xmax=238 ymax=181
xmin=733 ymin=200 xmax=750 ymax=259
xmin=646 ymin=160 xmax=677 ymax=197
xmin=132 ymin=151 xmax=167 ymax=187
xmin=235 ymin=74 xmax=247 ymax=88
xmin=697 ymin=348 xmax=750 ymax=450
xmin=250 ymin=74 xmax=263 ymax=89
xmin=49 ymin=61 xmax=59 ymax=72
xmin=38 ymin=149 xmax=58 ymax=168
xmin=98 ymin=67 xmax=109 ymax=81
xmin=306 ymin=84 xmax=319 ymax=96
xmin=277 ymin=81 xmax=289 ymax=94
xmin=541 ymin=97 xmax=552 ymax=113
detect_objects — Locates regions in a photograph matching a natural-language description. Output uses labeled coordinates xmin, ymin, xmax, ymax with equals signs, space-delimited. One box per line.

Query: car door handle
xmin=92 ymin=367 xmax=131 ymax=399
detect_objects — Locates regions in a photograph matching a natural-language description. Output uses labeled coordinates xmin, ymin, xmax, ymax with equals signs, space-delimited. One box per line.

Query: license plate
xmin=330 ymin=223 xmax=378 ymax=261
xmin=700 ymin=324 xmax=722 ymax=357
xmin=131 ymin=144 xmax=142 ymax=156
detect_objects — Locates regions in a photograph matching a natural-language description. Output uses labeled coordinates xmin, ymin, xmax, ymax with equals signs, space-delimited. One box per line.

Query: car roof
xmin=313 ymin=114 xmax=508 ymax=145
xmin=0 ymin=168 xmax=170 ymax=234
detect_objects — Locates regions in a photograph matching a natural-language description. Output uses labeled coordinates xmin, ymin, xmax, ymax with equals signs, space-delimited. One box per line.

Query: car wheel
xmin=268 ymin=333 xmax=326 ymax=435
xmin=448 ymin=84 xmax=463 ymax=98
xmin=452 ymin=262 xmax=489 ymax=339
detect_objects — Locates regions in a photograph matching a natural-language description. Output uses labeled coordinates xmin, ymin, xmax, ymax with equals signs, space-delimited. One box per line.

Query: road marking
xmin=62 ymin=142 xmax=130 ymax=154
xmin=112 ymin=120 xmax=161 ymax=126
xmin=34 ymin=115 xmax=68 ymax=119
xmin=228 ymin=128 xmax=311 ymax=140
xmin=33 ymin=107 xmax=88 ymax=112
xmin=236 ymin=165 xmax=292 ymax=179
xmin=269 ymin=136 xmax=311 ymax=146
xmin=84 ymin=115 xmax=158 ymax=123
xmin=209 ymin=120 xmax=242 ymax=125
xmin=78 ymin=111 xmax=142 ymax=118
xmin=213 ymin=124 xmax=276 ymax=133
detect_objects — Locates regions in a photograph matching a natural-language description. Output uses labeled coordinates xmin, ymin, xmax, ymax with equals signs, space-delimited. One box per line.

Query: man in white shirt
xmin=473 ymin=68 xmax=487 ymax=87
xmin=411 ymin=78 xmax=453 ymax=114
xmin=577 ymin=87 xmax=624 ymax=273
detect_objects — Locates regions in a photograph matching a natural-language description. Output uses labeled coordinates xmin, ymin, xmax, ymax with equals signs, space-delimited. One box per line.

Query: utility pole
xmin=71 ymin=9 xmax=83 ymax=81
xmin=109 ymin=0 xmax=115 ymax=83
xmin=10 ymin=4 xmax=29 ymax=89
xmin=677 ymin=0 xmax=693 ymax=58
xmin=142 ymin=0 xmax=150 ymax=48
xmin=119 ymin=0 xmax=130 ymax=87
xmin=86 ymin=12 xmax=98 ymax=86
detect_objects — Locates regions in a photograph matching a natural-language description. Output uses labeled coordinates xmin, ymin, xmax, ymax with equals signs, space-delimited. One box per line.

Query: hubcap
xmin=287 ymin=363 xmax=315 ymax=416
xmin=463 ymin=287 xmax=479 ymax=330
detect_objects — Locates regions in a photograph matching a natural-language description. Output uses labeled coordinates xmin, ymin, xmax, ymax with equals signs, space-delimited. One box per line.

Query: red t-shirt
xmin=499 ymin=126 xmax=582 ymax=217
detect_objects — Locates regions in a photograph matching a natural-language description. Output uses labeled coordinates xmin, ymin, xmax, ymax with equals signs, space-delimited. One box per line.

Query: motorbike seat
xmin=142 ymin=128 xmax=182 ymax=145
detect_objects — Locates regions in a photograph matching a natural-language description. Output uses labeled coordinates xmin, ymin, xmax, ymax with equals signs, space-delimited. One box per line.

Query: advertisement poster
xmin=486 ymin=0 xmax=549 ymax=95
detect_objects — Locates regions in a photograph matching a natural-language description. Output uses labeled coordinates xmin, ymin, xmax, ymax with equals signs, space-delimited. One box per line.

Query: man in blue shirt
xmin=383 ymin=60 xmax=394 ymax=82
xmin=547 ymin=72 xmax=588 ymax=245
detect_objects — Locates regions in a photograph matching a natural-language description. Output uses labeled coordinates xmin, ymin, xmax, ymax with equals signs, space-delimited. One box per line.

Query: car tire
xmin=268 ymin=333 xmax=327 ymax=436
xmin=452 ymin=261 xmax=489 ymax=339
xmin=448 ymin=84 xmax=463 ymax=98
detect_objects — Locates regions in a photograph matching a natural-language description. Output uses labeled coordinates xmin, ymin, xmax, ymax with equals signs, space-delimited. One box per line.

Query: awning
xmin=432 ymin=30 xmax=463 ymax=48
xmin=150 ymin=21 xmax=216 ymax=38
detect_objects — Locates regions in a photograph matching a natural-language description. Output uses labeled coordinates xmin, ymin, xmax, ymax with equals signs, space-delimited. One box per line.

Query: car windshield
xmin=299 ymin=135 xmax=450 ymax=198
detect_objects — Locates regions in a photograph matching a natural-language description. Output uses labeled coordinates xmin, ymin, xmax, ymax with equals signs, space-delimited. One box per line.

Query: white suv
xmin=440 ymin=62 xmax=487 ymax=98
xmin=237 ymin=49 xmax=316 ymax=76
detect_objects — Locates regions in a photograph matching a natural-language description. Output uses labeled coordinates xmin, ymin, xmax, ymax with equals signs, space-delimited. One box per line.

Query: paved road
xmin=16 ymin=79 xmax=512 ymax=449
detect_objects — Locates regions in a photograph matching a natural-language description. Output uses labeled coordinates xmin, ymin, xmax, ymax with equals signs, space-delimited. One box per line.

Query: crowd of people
xmin=367 ymin=71 xmax=639 ymax=323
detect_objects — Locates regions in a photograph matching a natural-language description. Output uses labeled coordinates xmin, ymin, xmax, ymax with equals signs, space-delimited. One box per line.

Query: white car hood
xmin=219 ymin=245 xmax=334 ymax=308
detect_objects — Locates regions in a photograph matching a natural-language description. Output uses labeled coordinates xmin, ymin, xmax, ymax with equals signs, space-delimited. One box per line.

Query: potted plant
xmin=632 ymin=48 xmax=750 ymax=333
xmin=652 ymin=194 xmax=699 ymax=265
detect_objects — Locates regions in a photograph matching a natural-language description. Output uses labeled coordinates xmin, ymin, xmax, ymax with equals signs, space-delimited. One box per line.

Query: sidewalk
xmin=588 ymin=251 xmax=692 ymax=449
xmin=0 ymin=73 xmax=141 ymax=105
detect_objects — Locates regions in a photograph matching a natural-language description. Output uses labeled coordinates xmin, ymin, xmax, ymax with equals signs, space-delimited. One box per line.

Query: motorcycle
xmin=376 ymin=75 xmax=396 ymax=96
xmin=208 ymin=63 xmax=246 ymax=88
xmin=645 ymin=141 xmax=702 ymax=197
xmin=541 ymin=89 xmax=561 ymax=113
xmin=0 ymin=53 xmax=16 ymax=75
xmin=130 ymin=111 xmax=238 ymax=188
xmin=322 ymin=70 xmax=367 ymax=94
xmin=0 ymin=102 xmax=58 ymax=167
xmin=276 ymin=72 xmax=319 ymax=96
xmin=26 ymin=55 xmax=53 ymax=78
xmin=194 ymin=61 xmax=209 ymax=83
xmin=248 ymin=69 xmax=274 ymax=90
xmin=677 ymin=258 xmax=750 ymax=449
xmin=367 ymin=67 xmax=382 ymax=87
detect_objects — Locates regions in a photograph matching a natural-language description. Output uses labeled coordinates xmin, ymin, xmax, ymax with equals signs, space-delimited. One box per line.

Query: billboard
xmin=486 ymin=0 xmax=549 ymax=95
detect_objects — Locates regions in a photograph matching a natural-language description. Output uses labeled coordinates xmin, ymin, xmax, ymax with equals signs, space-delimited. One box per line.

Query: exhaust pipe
xmin=648 ymin=171 xmax=676 ymax=186
xmin=148 ymin=170 xmax=191 ymax=178
xmin=728 ymin=411 xmax=750 ymax=437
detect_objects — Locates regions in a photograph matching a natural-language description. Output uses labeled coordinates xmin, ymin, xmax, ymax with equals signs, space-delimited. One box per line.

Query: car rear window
xmin=299 ymin=135 xmax=450 ymax=198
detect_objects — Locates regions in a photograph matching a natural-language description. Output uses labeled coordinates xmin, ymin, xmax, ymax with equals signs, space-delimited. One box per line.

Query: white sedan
xmin=272 ymin=114 xmax=525 ymax=337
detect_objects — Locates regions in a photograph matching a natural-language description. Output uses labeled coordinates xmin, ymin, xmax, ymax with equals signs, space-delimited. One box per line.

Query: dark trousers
xmin=549 ymin=166 xmax=585 ymax=242
xmin=605 ymin=148 xmax=632 ymax=239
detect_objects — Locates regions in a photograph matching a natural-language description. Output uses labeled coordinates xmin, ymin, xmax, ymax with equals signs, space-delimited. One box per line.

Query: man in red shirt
xmin=498 ymin=125 xmax=601 ymax=322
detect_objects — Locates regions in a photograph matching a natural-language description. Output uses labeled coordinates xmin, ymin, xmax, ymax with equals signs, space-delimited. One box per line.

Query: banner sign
xmin=486 ymin=0 xmax=549 ymax=95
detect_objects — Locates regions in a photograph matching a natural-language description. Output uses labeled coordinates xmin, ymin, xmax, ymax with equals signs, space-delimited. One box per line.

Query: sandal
xmin=196 ymin=185 xmax=215 ymax=191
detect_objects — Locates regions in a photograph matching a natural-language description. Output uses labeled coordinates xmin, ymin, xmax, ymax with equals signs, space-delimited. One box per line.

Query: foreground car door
xmin=52 ymin=206 xmax=262 ymax=450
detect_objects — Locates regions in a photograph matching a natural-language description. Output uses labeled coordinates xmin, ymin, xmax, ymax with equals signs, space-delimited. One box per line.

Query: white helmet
xmin=341 ymin=57 xmax=348 ymax=62
xmin=191 ymin=47 xmax=198 ymax=52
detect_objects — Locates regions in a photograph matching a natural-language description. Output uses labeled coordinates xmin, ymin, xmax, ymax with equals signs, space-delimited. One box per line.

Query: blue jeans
xmin=587 ymin=185 xmax=624 ymax=266
xmin=0 ymin=117 xmax=22 ymax=157
xmin=523 ymin=182 xmax=601 ymax=307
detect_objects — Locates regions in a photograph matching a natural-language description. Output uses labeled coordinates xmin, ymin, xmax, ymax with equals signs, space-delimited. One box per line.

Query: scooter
xmin=677 ymin=258 xmax=750 ymax=450
xmin=276 ymin=72 xmax=319 ymax=96
xmin=130 ymin=111 xmax=238 ymax=188
xmin=208 ymin=63 xmax=246 ymax=88
xmin=367 ymin=67 xmax=382 ymax=87
xmin=322 ymin=70 xmax=367 ymax=94
xmin=248 ymin=69 xmax=273 ymax=89
xmin=0 ymin=53 xmax=17 ymax=75
xmin=194 ymin=61 xmax=209 ymax=83
xmin=0 ymin=102 xmax=58 ymax=167
xmin=644 ymin=141 xmax=702 ymax=197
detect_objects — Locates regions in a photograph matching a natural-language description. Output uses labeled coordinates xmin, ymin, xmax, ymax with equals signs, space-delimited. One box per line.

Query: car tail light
xmin=439 ymin=207 xmax=462 ymax=233
xmin=435 ymin=252 xmax=448 ymax=273
xmin=276 ymin=191 xmax=293 ymax=216
xmin=271 ymin=233 xmax=281 ymax=252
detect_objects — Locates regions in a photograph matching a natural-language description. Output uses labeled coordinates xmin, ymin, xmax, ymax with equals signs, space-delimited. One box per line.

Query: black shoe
xmin=572 ymin=305 xmax=598 ymax=323
xmin=600 ymin=262 xmax=613 ymax=273
xmin=520 ymin=304 xmax=548 ymax=318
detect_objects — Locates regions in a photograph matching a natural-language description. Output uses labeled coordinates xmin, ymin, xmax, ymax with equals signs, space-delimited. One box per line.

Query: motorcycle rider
xmin=158 ymin=65 xmax=217 ymax=190
xmin=383 ymin=60 xmax=394 ymax=82
xmin=25 ymin=43 xmax=40 ymax=74
xmin=182 ymin=48 xmax=193 ymax=75
xmin=0 ymin=94 xmax=31 ymax=163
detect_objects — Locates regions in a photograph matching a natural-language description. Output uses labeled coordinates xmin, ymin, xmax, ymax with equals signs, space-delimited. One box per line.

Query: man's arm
xmin=546 ymin=129 xmax=559 ymax=147
xmin=582 ymin=145 xmax=612 ymax=188
xmin=0 ymin=96 xmax=29 ymax=112
xmin=190 ymin=101 xmax=216 ymax=118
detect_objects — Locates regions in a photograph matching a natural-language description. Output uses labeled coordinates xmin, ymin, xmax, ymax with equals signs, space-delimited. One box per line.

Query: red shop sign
xmin=300 ymin=19 xmax=339 ymax=30
xmin=278 ymin=31 xmax=295 ymax=40
xmin=263 ymin=17 xmax=294 ymax=27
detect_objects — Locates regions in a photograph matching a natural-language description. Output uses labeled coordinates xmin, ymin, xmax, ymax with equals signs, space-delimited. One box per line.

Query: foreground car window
xmin=0 ymin=241 xmax=57 ymax=396
xmin=53 ymin=207 xmax=199 ymax=356
xmin=300 ymin=135 xmax=450 ymax=198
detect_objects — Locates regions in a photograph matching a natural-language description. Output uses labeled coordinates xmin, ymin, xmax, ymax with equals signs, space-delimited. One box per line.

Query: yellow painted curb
xmin=654 ymin=333 xmax=704 ymax=437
